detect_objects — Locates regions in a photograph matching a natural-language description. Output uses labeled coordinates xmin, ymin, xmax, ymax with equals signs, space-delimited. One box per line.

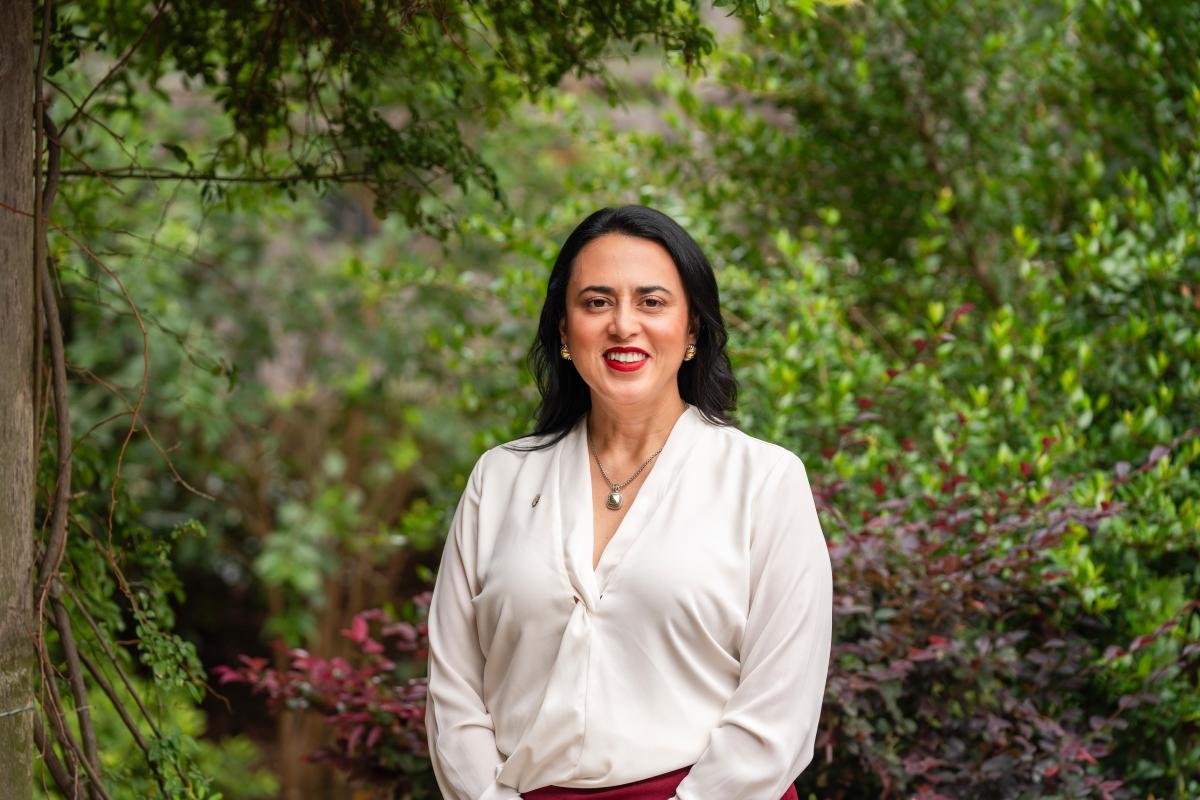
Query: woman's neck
xmin=586 ymin=394 xmax=688 ymax=464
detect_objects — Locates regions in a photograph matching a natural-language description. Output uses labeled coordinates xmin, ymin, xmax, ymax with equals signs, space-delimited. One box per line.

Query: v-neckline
xmin=576 ymin=404 xmax=699 ymax=592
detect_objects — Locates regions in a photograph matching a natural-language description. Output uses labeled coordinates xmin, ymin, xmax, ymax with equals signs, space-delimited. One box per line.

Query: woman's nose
xmin=608 ymin=302 xmax=637 ymax=338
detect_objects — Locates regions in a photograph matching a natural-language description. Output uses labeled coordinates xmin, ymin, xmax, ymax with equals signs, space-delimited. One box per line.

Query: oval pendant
xmin=606 ymin=491 xmax=622 ymax=510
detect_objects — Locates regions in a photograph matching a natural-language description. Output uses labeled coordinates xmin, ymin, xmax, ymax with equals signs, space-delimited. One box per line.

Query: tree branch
xmin=33 ymin=713 xmax=81 ymax=799
xmin=75 ymin=649 xmax=175 ymax=797
xmin=49 ymin=592 xmax=100 ymax=777
xmin=58 ymin=167 xmax=373 ymax=184
xmin=60 ymin=0 xmax=168 ymax=136
xmin=34 ymin=116 xmax=71 ymax=605
xmin=59 ymin=582 xmax=171 ymax=745
xmin=38 ymin=652 xmax=108 ymax=800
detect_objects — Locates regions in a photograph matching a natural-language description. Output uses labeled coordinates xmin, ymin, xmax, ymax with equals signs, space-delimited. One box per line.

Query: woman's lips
xmin=604 ymin=348 xmax=649 ymax=372
xmin=605 ymin=358 xmax=647 ymax=372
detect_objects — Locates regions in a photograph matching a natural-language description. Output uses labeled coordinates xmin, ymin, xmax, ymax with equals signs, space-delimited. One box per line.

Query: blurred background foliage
xmin=35 ymin=0 xmax=1197 ymax=797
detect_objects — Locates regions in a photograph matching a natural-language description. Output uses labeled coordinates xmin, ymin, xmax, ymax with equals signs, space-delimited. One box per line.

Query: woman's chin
xmin=588 ymin=377 xmax=678 ymax=409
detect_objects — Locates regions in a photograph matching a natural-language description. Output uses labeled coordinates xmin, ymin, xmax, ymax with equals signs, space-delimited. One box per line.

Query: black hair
xmin=514 ymin=205 xmax=738 ymax=450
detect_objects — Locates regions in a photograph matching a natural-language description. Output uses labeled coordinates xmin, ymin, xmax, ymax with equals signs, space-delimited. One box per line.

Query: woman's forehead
xmin=570 ymin=234 xmax=681 ymax=288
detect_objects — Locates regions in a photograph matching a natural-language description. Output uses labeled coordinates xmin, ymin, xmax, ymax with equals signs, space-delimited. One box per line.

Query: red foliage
xmin=214 ymin=595 xmax=433 ymax=793
xmin=803 ymin=457 xmax=1138 ymax=799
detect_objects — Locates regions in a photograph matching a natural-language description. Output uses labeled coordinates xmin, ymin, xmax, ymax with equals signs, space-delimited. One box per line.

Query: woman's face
xmin=560 ymin=233 xmax=696 ymax=412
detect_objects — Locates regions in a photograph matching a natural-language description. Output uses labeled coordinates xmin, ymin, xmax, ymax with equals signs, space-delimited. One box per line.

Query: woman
xmin=425 ymin=206 xmax=833 ymax=800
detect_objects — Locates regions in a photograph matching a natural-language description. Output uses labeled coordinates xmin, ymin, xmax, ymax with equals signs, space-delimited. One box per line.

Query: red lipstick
xmin=604 ymin=347 xmax=649 ymax=373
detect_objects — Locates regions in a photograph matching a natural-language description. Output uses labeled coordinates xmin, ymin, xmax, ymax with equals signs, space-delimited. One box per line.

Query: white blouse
xmin=425 ymin=404 xmax=833 ymax=800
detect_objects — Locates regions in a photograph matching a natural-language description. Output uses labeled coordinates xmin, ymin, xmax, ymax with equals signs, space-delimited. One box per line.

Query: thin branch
xmin=74 ymin=650 xmax=149 ymax=753
xmin=32 ymin=261 xmax=44 ymax=457
xmin=34 ymin=87 xmax=76 ymax=800
xmin=32 ymin=0 xmax=51 ymax=515
xmin=306 ymin=58 xmax=352 ymax=170
xmin=42 ymin=74 xmax=140 ymax=170
xmin=60 ymin=0 xmax=168 ymax=136
xmin=67 ymin=363 xmax=215 ymax=501
xmin=0 ymin=194 xmax=151 ymax=609
xmin=34 ymin=120 xmax=72 ymax=609
xmin=37 ymin=678 xmax=81 ymax=797
xmin=38 ymin=651 xmax=108 ymax=800
xmin=59 ymin=167 xmax=373 ymax=184
xmin=35 ymin=361 xmax=54 ymax=521
xmin=75 ymin=649 xmax=175 ymax=797
xmin=465 ymin=0 xmax=517 ymax=75
xmin=33 ymin=714 xmax=81 ymax=799
xmin=48 ymin=214 xmax=152 ymax=556
xmin=60 ymin=577 xmax=192 ymax=787
xmin=59 ymin=581 xmax=169 ymax=743
xmin=49 ymin=593 xmax=101 ymax=775
xmin=50 ymin=132 xmax=127 ymax=197
xmin=433 ymin=4 xmax=477 ymax=65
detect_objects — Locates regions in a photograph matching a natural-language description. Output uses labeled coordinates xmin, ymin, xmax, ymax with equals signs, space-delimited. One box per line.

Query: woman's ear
xmin=688 ymin=314 xmax=699 ymax=343
xmin=559 ymin=317 xmax=567 ymax=344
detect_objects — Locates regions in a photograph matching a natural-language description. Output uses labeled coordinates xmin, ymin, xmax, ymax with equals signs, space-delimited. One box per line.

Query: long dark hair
xmin=515 ymin=205 xmax=738 ymax=450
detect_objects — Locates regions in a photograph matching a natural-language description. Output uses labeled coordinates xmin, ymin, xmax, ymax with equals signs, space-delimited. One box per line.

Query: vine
xmin=27 ymin=3 xmax=217 ymax=795
xmin=16 ymin=1 xmax=746 ymax=795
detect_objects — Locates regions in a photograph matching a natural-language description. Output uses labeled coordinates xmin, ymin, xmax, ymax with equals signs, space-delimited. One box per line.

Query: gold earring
xmin=683 ymin=343 xmax=697 ymax=361
xmin=560 ymin=344 xmax=572 ymax=361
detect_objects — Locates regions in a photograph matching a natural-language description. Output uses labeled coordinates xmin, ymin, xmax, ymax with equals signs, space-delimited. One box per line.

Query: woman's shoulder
xmin=469 ymin=429 xmax=566 ymax=479
xmin=697 ymin=413 xmax=805 ymax=477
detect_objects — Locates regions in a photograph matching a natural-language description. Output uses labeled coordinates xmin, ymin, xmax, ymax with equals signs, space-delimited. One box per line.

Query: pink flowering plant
xmin=214 ymin=595 xmax=435 ymax=795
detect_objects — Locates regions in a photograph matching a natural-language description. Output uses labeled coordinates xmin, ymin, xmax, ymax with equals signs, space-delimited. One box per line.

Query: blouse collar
xmin=556 ymin=403 xmax=707 ymax=605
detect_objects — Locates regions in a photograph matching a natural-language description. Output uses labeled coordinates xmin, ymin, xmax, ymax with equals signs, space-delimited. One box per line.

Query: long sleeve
xmin=426 ymin=452 xmax=523 ymax=800
xmin=672 ymin=454 xmax=834 ymax=800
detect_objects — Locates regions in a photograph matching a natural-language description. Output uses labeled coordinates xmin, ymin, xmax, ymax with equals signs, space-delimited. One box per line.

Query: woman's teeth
xmin=606 ymin=352 xmax=647 ymax=363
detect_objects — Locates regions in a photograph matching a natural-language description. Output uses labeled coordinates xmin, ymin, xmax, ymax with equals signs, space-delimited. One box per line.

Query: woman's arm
xmin=427 ymin=452 xmax=523 ymax=800
xmin=671 ymin=454 xmax=834 ymax=800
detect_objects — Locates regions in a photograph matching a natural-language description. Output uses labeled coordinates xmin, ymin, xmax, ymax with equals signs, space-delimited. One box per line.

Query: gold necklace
xmin=586 ymin=429 xmax=666 ymax=511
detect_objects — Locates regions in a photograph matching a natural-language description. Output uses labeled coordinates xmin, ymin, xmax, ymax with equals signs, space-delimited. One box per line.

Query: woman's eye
xmin=581 ymin=297 xmax=664 ymax=309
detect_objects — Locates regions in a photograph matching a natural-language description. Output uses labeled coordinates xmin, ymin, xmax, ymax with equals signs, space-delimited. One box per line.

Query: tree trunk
xmin=0 ymin=1 xmax=36 ymax=798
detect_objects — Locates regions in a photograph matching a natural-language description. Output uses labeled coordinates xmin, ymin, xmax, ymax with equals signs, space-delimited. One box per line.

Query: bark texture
xmin=0 ymin=1 xmax=36 ymax=798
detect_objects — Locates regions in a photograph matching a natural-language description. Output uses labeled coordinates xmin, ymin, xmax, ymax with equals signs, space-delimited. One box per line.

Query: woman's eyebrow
xmin=576 ymin=285 xmax=674 ymax=296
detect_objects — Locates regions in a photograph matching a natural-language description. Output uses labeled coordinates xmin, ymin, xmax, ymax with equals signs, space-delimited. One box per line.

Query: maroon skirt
xmin=524 ymin=766 xmax=800 ymax=800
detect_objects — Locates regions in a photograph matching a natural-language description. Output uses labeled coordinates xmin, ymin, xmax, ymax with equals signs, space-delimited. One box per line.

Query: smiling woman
xmin=424 ymin=206 xmax=833 ymax=800
xmin=563 ymin=234 xmax=694 ymax=402
xmin=530 ymin=206 xmax=739 ymax=443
